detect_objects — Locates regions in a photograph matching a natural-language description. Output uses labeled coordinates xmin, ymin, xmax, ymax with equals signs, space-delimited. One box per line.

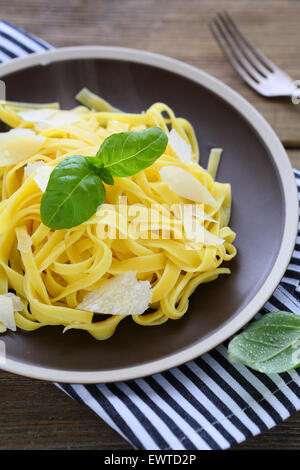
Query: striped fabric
xmin=0 ymin=20 xmax=53 ymax=62
xmin=1 ymin=21 xmax=300 ymax=450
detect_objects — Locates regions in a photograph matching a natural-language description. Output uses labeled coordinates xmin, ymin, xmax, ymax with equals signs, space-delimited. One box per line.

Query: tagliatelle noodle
xmin=0 ymin=98 xmax=236 ymax=339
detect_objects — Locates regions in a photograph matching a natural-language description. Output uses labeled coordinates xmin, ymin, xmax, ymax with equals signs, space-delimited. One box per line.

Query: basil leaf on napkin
xmin=228 ymin=311 xmax=300 ymax=374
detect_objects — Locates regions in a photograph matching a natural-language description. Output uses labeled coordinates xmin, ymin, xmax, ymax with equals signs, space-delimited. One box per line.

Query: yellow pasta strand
xmin=0 ymin=99 xmax=236 ymax=340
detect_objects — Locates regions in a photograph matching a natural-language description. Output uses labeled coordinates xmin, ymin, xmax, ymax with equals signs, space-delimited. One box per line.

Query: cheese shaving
xmin=19 ymin=109 xmax=82 ymax=130
xmin=159 ymin=166 xmax=217 ymax=206
xmin=0 ymin=293 xmax=24 ymax=332
xmin=17 ymin=228 xmax=32 ymax=253
xmin=168 ymin=129 xmax=193 ymax=164
xmin=77 ymin=271 xmax=152 ymax=315
xmin=0 ymin=129 xmax=45 ymax=167
xmin=24 ymin=161 xmax=54 ymax=192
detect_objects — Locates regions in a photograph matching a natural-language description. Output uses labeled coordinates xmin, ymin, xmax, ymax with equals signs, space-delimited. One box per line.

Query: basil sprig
xmin=228 ymin=311 xmax=300 ymax=374
xmin=40 ymin=127 xmax=167 ymax=229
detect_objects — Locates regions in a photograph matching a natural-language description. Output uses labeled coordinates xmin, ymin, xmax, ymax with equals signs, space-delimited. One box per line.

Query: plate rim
xmin=0 ymin=45 xmax=298 ymax=383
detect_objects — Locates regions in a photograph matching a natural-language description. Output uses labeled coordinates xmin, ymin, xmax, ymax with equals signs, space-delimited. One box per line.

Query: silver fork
xmin=210 ymin=11 xmax=296 ymax=98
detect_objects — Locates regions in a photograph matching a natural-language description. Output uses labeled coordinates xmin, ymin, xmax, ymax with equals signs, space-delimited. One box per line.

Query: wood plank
xmin=0 ymin=368 xmax=300 ymax=450
xmin=0 ymin=370 xmax=131 ymax=450
xmin=1 ymin=0 xmax=300 ymax=144
xmin=287 ymin=149 xmax=300 ymax=169
xmin=0 ymin=0 xmax=300 ymax=451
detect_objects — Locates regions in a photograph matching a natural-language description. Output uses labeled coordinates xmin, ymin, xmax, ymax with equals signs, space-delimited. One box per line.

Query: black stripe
xmin=287 ymin=380 xmax=300 ymax=398
xmin=0 ymin=44 xmax=16 ymax=59
xmin=2 ymin=20 xmax=50 ymax=50
xmin=195 ymin=356 xmax=268 ymax=431
xmin=267 ymin=294 xmax=289 ymax=312
xmin=106 ymin=383 xmax=169 ymax=450
xmin=211 ymin=349 xmax=283 ymax=424
xmin=127 ymin=380 xmax=195 ymax=449
xmin=274 ymin=285 xmax=300 ymax=311
xmin=283 ymin=269 xmax=300 ymax=281
xmin=0 ymin=30 xmax=34 ymax=54
xmin=177 ymin=364 xmax=252 ymax=440
xmin=249 ymin=370 xmax=296 ymax=414
xmin=166 ymin=368 xmax=239 ymax=445
xmin=59 ymin=384 xmax=85 ymax=404
xmin=290 ymin=258 xmax=300 ymax=267
xmin=86 ymin=384 xmax=144 ymax=449
xmin=288 ymin=258 xmax=300 ymax=267
xmin=144 ymin=375 xmax=219 ymax=450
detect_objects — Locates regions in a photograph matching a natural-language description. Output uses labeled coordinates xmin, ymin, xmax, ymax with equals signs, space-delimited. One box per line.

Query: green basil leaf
xmin=85 ymin=157 xmax=114 ymax=185
xmin=97 ymin=168 xmax=114 ymax=185
xmin=96 ymin=127 xmax=168 ymax=177
xmin=228 ymin=311 xmax=300 ymax=374
xmin=40 ymin=156 xmax=106 ymax=229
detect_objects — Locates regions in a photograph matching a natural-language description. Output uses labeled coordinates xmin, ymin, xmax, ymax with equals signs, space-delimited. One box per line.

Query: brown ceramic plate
xmin=0 ymin=47 xmax=298 ymax=383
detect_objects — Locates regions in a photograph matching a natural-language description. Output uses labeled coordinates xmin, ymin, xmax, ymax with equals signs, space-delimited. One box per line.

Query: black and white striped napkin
xmin=1 ymin=20 xmax=300 ymax=450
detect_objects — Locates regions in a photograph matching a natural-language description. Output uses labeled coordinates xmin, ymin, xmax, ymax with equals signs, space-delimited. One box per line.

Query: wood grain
xmin=0 ymin=0 xmax=300 ymax=451
xmin=1 ymin=0 xmax=300 ymax=145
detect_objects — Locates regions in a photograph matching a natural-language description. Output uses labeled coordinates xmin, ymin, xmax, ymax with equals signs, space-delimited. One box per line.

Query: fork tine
xmin=221 ymin=11 xmax=277 ymax=73
xmin=218 ymin=11 xmax=270 ymax=77
xmin=209 ymin=21 xmax=262 ymax=92
xmin=213 ymin=13 xmax=263 ymax=82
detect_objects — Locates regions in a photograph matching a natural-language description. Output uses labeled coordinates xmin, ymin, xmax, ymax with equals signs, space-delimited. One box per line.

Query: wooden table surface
xmin=0 ymin=0 xmax=300 ymax=450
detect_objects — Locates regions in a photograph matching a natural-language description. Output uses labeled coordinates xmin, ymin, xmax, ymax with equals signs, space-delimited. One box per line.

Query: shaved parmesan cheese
xmin=183 ymin=212 xmax=224 ymax=246
xmin=0 ymin=293 xmax=24 ymax=332
xmin=34 ymin=165 xmax=54 ymax=192
xmin=168 ymin=129 xmax=193 ymax=164
xmin=179 ymin=204 xmax=216 ymax=223
xmin=24 ymin=161 xmax=54 ymax=192
xmin=180 ymin=204 xmax=223 ymax=246
xmin=0 ymin=129 xmax=45 ymax=167
xmin=0 ymin=295 xmax=16 ymax=331
xmin=159 ymin=166 xmax=217 ymax=206
xmin=17 ymin=229 xmax=32 ymax=253
xmin=19 ymin=109 xmax=82 ymax=130
xmin=24 ymin=161 xmax=46 ymax=177
xmin=18 ymin=108 xmax=56 ymax=122
xmin=77 ymin=271 xmax=152 ymax=315
xmin=3 ymin=293 xmax=24 ymax=312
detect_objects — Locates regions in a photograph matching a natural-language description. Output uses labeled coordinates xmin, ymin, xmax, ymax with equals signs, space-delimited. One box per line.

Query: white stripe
xmin=55 ymin=383 xmax=74 ymax=400
xmin=185 ymin=361 xmax=260 ymax=435
xmin=170 ymin=367 xmax=245 ymax=443
xmin=264 ymin=300 xmax=278 ymax=312
xmin=71 ymin=384 xmax=128 ymax=443
xmin=285 ymin=368 xmax=300 ymax=386
xmin=273 ymin=285 xmax=300 ymax=314
xmin=99 ymin=383 xmax=159 ymax=450
xmin=281 ymin=276 xmax=299 ymax=286
xmin=287 ymin=264 xmax=300 ymax=273
xmin=202 ymin=351 xmax=276 ymax=427
xmin=137 ymin=377 xmax=211 ymax=450
xmin=0 ymin=22 xmax=49 ymax=53
xmin=117 ymin=382 xmax=185 ymax=450
xmin=218 ymin=346 xmax=290 ymax=420
xmin=0 ymin=35 xmax=29 ymax=57
xmin=154 ymin=373 xmax=230 ymax=448
xmin=265 ymin=374 xmax=300 ymax=409
xmin=0 ymin=49 xmax=12 ymax=62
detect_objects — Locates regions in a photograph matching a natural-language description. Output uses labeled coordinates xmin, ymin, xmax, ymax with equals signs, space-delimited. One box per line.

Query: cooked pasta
xmin=0 ymin=94 xmax=236 ymax=339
